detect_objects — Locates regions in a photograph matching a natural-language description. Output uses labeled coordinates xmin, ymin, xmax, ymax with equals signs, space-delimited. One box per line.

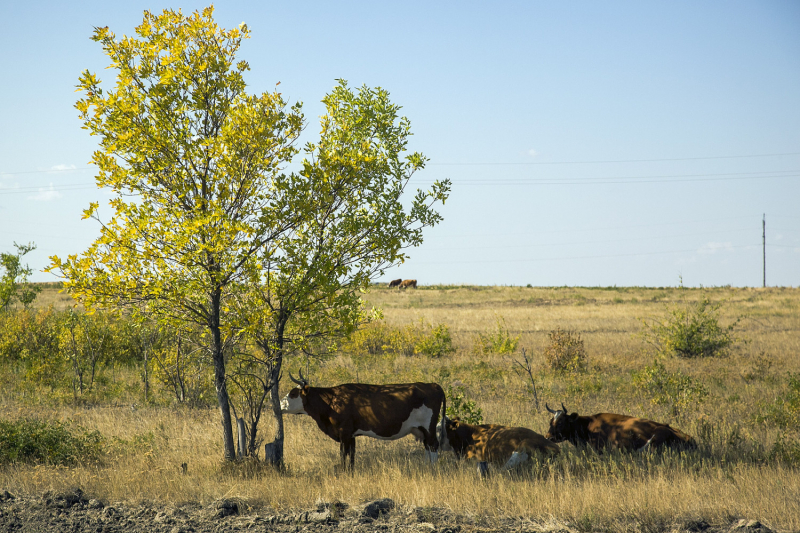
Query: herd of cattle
xmin=388 ymin=278 xmax=417 ymax=289
xmin=280 ymin=374 xmax=696 ymax=475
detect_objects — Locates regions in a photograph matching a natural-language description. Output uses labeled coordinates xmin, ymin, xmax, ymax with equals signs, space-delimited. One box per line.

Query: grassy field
xmin=2 ymin=284 xmax=799 ymax=530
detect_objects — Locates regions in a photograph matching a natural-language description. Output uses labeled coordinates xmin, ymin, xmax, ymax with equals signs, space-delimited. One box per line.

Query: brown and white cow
xmin=281 ymin=371 xmax=446 ymax=469
xmin=545 ymin=403 xmax=696 ymax=452
xmin=439 ymin=417 xmax=559 ymax=473
xmin=399 ymin=279 xmax=417 ymax=289
xmin=388 ymin=278 xmax=403 ymax=288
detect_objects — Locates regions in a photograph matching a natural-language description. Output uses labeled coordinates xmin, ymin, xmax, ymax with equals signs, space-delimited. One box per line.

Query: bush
xmin=640 ymin=291 xmax=743 ymax=358
xmin=445 ymin=383 xmax=483 ymax=424
xmin=769 ymin=432 xmax=800 ymax=464
xmin=756 ymin=373 xmax=800 ymax=429
xmin=472 ymin=316 xmax=518 ymax=355
xmin=0 ymin=242 xmax=41 ymax=312
xmin=632 ymin=358 xmax=708 ymax=417
xmin=414 ymin=323 xmax=455 ymax=357
xmin=343 ymin=320 xmax=455 ymax=358
xmin=0 ymin=418 xmax=104 ymax=465
xmin=543 ymin=327 xmax=587 ymax=372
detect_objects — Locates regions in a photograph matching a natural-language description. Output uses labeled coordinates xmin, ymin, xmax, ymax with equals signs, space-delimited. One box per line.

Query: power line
xmin=422 ymin=215 xmax=761 ymax=239
xmin=3 ymin=150 xmax=800 ymax=175
xmin=411 ymin=244 xmax=761 ymax=265
xmin=0 ymin=167 xmax=92 ymax=176
xmin=0 ymin=184 xmax=103 ymax=195
xmin=3 ymin=170 xmax=798 ymax=196
xmin=411 ymin=171 xmax=800 ymax=185
xmin=428 ymin=151 xmax=800 ymax=166
xmin=424 ymin=227 xmax=757 ymax=253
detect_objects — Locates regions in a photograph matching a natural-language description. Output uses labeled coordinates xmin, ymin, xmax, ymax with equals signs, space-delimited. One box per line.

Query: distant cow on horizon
xmin=388 ymin=278 xmax=402 ymax=288
xmin=399 ymin=279 xmax=417 ymax=289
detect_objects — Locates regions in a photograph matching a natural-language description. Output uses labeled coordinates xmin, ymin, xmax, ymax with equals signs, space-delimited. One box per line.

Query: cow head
xmin=280 ymin=370 xmax=309 ymax=415
xmin=439 ymin=416 xmax=470 ymax=456
xmin=545 ymin=402 xmax=574 ymax=443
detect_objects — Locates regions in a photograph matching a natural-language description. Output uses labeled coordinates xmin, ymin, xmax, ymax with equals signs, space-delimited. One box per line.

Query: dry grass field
xmin=2 ymin=284 xmax=799 ymax=531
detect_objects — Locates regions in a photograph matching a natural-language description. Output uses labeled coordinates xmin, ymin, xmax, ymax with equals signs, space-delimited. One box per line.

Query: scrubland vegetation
xmin=1 ymin=283 xmax=799 ymax=530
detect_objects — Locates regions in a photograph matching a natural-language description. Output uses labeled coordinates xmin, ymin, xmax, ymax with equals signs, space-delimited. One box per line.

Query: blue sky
xmin=1 ymin=1 xmax=798 ymax=287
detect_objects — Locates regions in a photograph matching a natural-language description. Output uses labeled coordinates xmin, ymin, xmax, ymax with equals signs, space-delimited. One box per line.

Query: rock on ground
xmin=0 ymin=490 xmax=784 ymax=533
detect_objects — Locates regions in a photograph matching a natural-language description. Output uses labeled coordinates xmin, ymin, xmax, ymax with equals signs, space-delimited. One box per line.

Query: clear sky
xmin=1 ymin=1 xmax=798 ymax=287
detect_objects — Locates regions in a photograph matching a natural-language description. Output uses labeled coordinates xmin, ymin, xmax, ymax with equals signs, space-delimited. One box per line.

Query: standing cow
xmin=545 ymin=403 xmax=696 ymax=451
xmin=399 ymin=279 xmax=417 ymax=289
xmin=439 ymin=416 xmax=559 ymax=474
xmin=388 ymin=278 xmax=402 ymax=288
xmin=281 ymin=371 xmax=446 ymax=469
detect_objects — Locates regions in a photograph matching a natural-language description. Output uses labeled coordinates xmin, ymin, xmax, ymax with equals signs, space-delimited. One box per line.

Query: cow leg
xmin=502 ymin=451 xmax=529 ymax=471
xmin=419 ymin=427 xmax=439 ymax=464
xmin=340 ymin=438 xmax=356 ymax=470
xmin=638 ymin=435 xmax=655 ymax=452
xmin=646 ymin=428 xmax=681 ymax=450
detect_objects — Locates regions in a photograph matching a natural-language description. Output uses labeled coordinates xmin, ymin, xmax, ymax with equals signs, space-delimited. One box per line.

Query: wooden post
xmin=763 ymin=214 xmax=766 ymax=288
xmin=237 ymin=418 xmax=246 ymax=459
xmin=265 ymin=440 xmax=282 ymax=467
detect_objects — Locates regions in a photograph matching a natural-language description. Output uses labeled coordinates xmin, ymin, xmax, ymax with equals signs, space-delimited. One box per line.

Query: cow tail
xmin=438 ymin=389 xmax=447 ymax=448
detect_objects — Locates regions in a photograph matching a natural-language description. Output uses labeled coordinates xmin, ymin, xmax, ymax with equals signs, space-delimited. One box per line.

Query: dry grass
xmin=2 ymin=284 xmax=799 ymax=529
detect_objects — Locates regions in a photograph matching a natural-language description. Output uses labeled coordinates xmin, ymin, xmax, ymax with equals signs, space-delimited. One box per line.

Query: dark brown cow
xmin=399 ymin=279 xmax=417 ymax=289
xmin=281 ymin=371 xmax=446 ymax=469
xmin=545 ymin=403 xmax=696 ymax=451
xmin=388 ymin=278 xmax=403 ymax=288
xmin=440 ymin=417 xmax=559 ymax=473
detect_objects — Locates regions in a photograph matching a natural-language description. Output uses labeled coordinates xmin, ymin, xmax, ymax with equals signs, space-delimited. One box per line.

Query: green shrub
xmin=0 ymin=418 xmax=104 ymax=465
xmin=769 ymin=432 xmax=800 ymax=464
xmin=632 ymin=358 xmax=708 ymax=417
xmin=543 ymin=327 xmax=587 ymax=372
xmin=640 ymin=292 xmax=743 ymax=358
xmin=741 ymin=352 xmax=774 ymax=381
xmin=414 ymin=323 xmax=455 ymax=357
xmin=473 ymin=316 xmax=518 ymax=355
xmin=0 ymin=242 xmax=41 ymax=312
xmin=342 ymin=321 xmax=400 ymax=356
xmin=445 ymin=384 xmax=483 ymax=424
xmin=343 ymin=319 xmax=455 ymax=358
xmin=756 ymin=373 xmax=800 ymax=429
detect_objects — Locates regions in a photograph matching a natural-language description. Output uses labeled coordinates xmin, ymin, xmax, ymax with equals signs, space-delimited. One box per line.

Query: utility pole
xmin=763 ymin=213 xmax=766 ymax=288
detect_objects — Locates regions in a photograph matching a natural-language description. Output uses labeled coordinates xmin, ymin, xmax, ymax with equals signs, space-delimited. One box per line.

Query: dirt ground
xmin=0 ymin=489 xmax=785 ymax=533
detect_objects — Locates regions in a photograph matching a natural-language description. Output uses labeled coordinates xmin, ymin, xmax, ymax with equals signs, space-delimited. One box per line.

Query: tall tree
xmin=231 ymin=81 xmax=451 ymax=467
xmin=48 ymin=7 xmax=303 ymax=460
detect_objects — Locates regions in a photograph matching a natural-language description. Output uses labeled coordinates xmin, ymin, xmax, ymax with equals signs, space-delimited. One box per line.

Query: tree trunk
xmin=211 ymin=288 xmax=236 ymax=461
xmin=266 ymin=314 xmax=288 ymax=468
xmin=143 ymin=348 xmax=149 ymax=403
xmin=267 ymin=375 xmax=285 ymax=468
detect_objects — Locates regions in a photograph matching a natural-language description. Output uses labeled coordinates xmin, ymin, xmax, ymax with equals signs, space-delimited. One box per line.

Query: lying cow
xmin=399 ymin=279 xmax=417 ymax=289
xmin=281 ymin=371 xmax=446 ymax=469
xmin=388 ymin=278 xmax=402 ymax=288
xmin=545 ymin=403 xmax=696 ymax=451
xmin=439 ymin=417 xmax=559 ymax=474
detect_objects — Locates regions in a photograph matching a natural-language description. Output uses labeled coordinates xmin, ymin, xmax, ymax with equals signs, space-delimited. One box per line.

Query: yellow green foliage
xmin=472 ymin=315 xmax=518 ymax=355
xmin=342 ymin=319 xmax=455 ymax=358
xmin=543 ymin=327 xmax=587 ymax=372
xmin=632 ymin=358 xmax=708 ymax=417
xmin=640 ymin=292 xmax=743 ymax=358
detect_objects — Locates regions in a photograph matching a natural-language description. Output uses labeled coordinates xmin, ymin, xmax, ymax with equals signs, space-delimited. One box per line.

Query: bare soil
xmin=0 ymin=490 xmax=785 ymax=533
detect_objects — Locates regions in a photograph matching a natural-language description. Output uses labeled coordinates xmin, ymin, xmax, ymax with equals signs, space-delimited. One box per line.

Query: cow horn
xmin=298 ymin=368 xmax=309 ymax=386
xmin=546 ymin=403 xmax=557 ymax=414
xmin=561 ymin=402 xmax=568 ymax=414
xmin=289 ymin=372 xmax=305 ymax=386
